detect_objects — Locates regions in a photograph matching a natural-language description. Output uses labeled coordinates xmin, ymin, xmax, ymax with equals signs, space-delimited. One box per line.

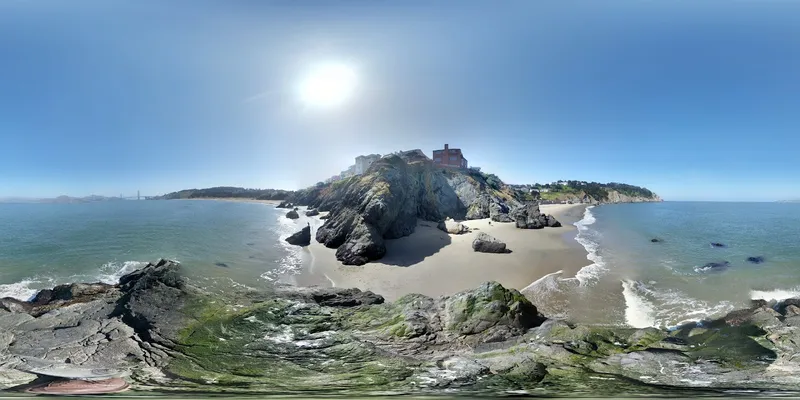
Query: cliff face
xmin=540 ymin=189 xmax=662 ymax=205
xmin=294 ymin=152 xmax=522 ymax=265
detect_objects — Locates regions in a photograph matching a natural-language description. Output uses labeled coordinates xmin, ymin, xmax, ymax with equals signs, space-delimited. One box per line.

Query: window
xmin=434 ymin=157 xmax=441 ymax=162
xmin=449 ymin=156 xmax=458 ymax=161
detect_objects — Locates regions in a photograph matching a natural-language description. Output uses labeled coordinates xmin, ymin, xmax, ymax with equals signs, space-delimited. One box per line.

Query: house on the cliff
xmin=355 ymin=154 xmax=381 ymax=174
xmin=432 ymin=144 xmax=468 ymax=168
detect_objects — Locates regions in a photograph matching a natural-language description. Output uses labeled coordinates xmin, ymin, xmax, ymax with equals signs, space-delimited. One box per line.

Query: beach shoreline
xmin=306 ymin=204 xmax=590 ymax=302
xmin=179 ymin=197 xmax=282 ymax=205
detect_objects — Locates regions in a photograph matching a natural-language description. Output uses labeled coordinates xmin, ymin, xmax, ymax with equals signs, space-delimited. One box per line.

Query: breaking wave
xmin=621 ymin=279 xmax=736 ymax=328
xmin=0 ymin=260 xmax=147 ymax=301
xmin=572 ymin=206 xmax=608 ymax=285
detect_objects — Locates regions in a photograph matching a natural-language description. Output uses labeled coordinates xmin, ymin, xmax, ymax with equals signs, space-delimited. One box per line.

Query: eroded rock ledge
xmin=2 ymin=260 xmax=799 ymax=395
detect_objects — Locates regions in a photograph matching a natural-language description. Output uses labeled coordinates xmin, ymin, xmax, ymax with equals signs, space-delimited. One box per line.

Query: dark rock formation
xmin=438 ymin=218 xmax=470 ymax=234
xmin=710 ymin=242 xmax=727 ymax=248
xmin=276 ymin=201 xmax=293 ymax=209
xmin=319 ymin=214 xmax=330 ymax=220
xmin=491 ymin=213 xmax=514 ymax=223
xmin=472 ymin=232 xmax=510 ymax=253
xmin=313 ymin=155 xmax=521 ymax=265
xmin=651 ymin=238 xmax=662 ymax=243
xmin=305 ymin=209 xmax=320 ymax=217
xmin=747 ymin=256 xmax=765 ymax=264
xmin=285 ymin=225 xmax=311 ymax=246
xmin=513 ymin=202 xmax=561 ymax=229
xmin=696 ymin=261 xmax=730 ymax=272
xmin=285 ymin=210 xmax=299 ymax=219
xmin=278 ymin=286 xmax=385 ymax=307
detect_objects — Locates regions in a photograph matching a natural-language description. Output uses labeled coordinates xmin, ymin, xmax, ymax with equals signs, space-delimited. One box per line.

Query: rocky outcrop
xmin=438 ymin=218 xmax=470 ymax=234
xmin=276 ymin=201 xmax=293 ymax=209
xmin=313 ymin=154 xmax=521 ymax=265
xmin=512 ymin=202 xmax=561 ymax=229
xmin=285 ymin=226 xmax=311 ymax=246
xmin=747 ymin=256 xmax=765 ymax=264
xmin=472 ymin=232 xmax=510 ymax=253
xmin=305 ymin=209 xmax=319 ymax=217
xmin=285 ymin=210 xmax=299 ymax=219
xmin=6 ymin=260 xmax=800 ymax=394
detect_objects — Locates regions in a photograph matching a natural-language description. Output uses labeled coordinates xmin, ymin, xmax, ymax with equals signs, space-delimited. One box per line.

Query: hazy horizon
xmin=2 ymin=1 xmax=799 ymax=202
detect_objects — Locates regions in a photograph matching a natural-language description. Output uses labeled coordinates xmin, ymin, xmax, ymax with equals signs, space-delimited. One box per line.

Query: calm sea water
xmin=0 ymin=200 xmax=310 ymax=300
xmin=535 ymin=202 xmax=800 ymax=328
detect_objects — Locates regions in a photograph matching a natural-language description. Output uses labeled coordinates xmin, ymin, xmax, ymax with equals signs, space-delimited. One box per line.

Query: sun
xmin=298 ymin=63 xmax=357 ymax=108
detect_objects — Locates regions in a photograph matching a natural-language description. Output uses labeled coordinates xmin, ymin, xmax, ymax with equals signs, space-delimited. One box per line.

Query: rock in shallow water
xmin=710 ymin=242 xmax=727 ymax=248
xmin=285 ymin=210 xmax=299 ymax=219
xmin=695 ymin=261 xmax=730 ymax=272
xmin=305 ymin=209 xmax=320 ymax=217
xmin=472 ymin=232 xmax=510 ymax=253
xmin=285 ymin=225 xmax=311 ymax=246
xmin=746 ymin=256 xmax=765 ymax=264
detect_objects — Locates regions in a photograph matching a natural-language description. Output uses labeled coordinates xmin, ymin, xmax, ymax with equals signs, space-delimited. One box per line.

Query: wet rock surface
xmin=4 ymin=259 xmax=800 ymax=395
xmin=285 ymin=226 xmax=311 ymax=246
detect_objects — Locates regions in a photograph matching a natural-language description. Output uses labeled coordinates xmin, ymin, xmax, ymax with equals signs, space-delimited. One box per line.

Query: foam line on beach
xmin=571 ymin=206 xmax=608 ymax=286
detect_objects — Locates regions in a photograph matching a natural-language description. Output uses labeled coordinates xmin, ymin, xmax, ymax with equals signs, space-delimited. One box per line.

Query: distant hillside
xmin=150 ymin=186 xmax=291 ymax=201
xmin=509 ymin=181 xmax=661 ymax=204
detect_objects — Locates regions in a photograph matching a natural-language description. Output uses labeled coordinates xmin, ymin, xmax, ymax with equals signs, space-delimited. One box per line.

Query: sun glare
xmin=299 ymin=63 xmax=357 ymax=108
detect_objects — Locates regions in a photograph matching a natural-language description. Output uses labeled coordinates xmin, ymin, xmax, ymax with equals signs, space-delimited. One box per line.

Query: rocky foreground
xmin=2 ymin=260 xmax=800 ymax=395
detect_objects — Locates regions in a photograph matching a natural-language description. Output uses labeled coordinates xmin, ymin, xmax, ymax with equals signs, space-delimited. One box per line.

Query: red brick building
xmin=432 ymin=144 xmax=468 ymax=168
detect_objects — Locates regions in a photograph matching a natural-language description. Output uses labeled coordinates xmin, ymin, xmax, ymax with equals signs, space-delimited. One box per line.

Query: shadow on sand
xmin=378 ymin=223 xmax=453 ymax=267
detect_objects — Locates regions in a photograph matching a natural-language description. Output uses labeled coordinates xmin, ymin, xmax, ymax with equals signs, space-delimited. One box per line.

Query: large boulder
xmin=472 ymin=232 xmax=510 ymax=253
xmin=513 ymin=202 xmax=561 ymax=229
xmin=305 ymin=209 xmax=320 ymax=217
xmin=276 ymin=201 xmax=293 ymax=209
xmin=438 ymin=218 xmax=470 ymax=234
xmin=285 ymin=210 xmax=300 ymax=219
xmin=285 ymin=226 xmax=311 ymax=246
xmin=443 ymin=282 xmax=544 ymax=336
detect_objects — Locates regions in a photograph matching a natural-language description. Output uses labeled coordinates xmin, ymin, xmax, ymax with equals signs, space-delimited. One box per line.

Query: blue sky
xmin=1 ymin=1 xmax=799 ymax=201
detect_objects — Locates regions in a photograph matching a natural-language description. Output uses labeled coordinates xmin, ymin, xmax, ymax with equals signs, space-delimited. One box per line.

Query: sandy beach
xmin=306 ymin=204 xmax=590 ymax=302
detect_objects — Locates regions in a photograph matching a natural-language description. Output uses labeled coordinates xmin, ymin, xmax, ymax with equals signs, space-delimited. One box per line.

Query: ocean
xmin=535 ymin=201 xmax=800 ymax=329
xmin=0 ymin=200 xmax=311 ymax=301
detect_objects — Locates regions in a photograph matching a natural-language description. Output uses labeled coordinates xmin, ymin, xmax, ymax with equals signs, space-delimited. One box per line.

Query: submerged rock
xmin=285 ymin=225 xmax=311 ymax=246
xmin=746 ymin=256 xmax=765 ymax=264
xmin=696 ymin=261 xmax=731 ymax=272
xmin=285 ymin=210 xmax=300 ymax=219
xmin=710 ymin=242 xmax=727 ymax=248
xmin=472 ymin=232 xmax=510 ymax=253
xmin=651 ymin=238 xmax=662 ymax=243
xmin=438 ymin=218 xmax=470 ymax=234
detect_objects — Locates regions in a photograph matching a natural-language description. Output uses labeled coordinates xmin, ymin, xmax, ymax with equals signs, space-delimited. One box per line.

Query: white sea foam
xmin=0 ymin=260 xmax=148 ymax=302
xmin=620 ymin=279 xmax=737 ymax=328
xmin=621 ymin=280 xmax=656 ymax=328
xmin=572 ymin=206 xmax=608 ymax=285
xmin=0 ymin=279 xmax=43 ymax=301
xmin=750 ymin=288 xmax=800 ymax=301
xmin=96 ymin=261 xmax=147 ymax=284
